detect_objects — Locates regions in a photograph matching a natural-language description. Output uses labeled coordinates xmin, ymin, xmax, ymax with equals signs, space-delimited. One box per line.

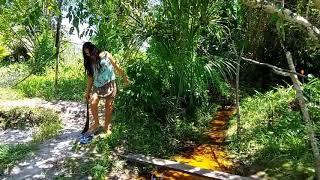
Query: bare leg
xmin=89 ymin=93 xmax=100 ymax=133
xmin=104 ymin=98 xmax=114 ymax=134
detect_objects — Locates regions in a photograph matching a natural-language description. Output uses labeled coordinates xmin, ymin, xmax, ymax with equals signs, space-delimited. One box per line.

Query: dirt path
xmin=0 ymin=99 xmax=86 ymax=145
xmin=0 ymin=98 xmax=139 ymax=180
xmin=0 ymin=99 xmax=88 ymax=179
xmin=149 ymin=106 xmax=235 ymax=179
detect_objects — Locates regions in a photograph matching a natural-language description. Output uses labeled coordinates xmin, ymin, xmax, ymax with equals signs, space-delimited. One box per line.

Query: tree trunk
xmin=236 ymin=53 xmax=241 ymax=147
xmin=284 ymin=50 xmax=320 ymax=179
xmin=232 ymin=42 xmax=243 ymax=151
xmin=243 ymin=0 xmax=320 ymax=41
xmin=54 ymin=0 xmax=63 ymax=92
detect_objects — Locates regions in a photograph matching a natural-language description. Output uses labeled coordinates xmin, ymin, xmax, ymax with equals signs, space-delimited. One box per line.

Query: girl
xmin=82 ymin=42 xmax=128 ymax=138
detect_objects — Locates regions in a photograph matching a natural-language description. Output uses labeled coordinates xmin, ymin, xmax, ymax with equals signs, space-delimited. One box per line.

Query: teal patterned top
xmin=93 ymin=57 xmax=116 ymax=88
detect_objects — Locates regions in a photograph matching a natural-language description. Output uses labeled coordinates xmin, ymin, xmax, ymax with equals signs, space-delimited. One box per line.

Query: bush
xmin=227 ymin=78 xmax=320 ymax=179
xmin=0 ymin=45 xmax=10 ymax=62
xmin=101 ymin=54 xmax=217 ymax=156
xmin=0 ymin=143 xmax=37 ymax=176
xmin=30 ymin=30 xmax=55 ymax=75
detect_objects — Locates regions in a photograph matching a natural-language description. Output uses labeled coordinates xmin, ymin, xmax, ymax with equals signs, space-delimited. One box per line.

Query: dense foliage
xmin=0 ymin=0 xmax=319 ymax=179
xmin=227 ymin=78 xmax=320 ymax=179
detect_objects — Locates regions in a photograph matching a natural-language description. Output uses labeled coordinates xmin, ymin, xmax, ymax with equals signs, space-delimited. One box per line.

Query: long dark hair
xmin=82 ymin=42 xmax=102 ymax=76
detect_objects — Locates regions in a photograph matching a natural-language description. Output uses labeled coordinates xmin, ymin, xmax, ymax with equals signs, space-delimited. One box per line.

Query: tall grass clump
xmin=227 ymin=78 xmax=320 ymax=179
xmin=0 ymin=107 xmax=61 ymax=175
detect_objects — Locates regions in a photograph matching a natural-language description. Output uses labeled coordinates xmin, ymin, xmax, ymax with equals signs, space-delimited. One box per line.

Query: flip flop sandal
xmin=79 ymin=133 xmax=93 ymax=144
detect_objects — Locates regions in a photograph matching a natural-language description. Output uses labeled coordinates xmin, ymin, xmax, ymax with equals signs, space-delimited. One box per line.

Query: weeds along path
xmin=149 ymin=106 xmax=235 ymax=179
xmin=0 ymin=98 xmax=137 ymax=179
xmin=0 ymin=99 xmax=89 ymax=179
xmin=0 ymin=98 xmax=236 ymax=179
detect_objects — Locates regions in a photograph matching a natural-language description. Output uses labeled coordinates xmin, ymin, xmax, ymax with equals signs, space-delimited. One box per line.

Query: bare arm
xmin=103 ymin=52 xmax=129 ymax=86
xmin=106 ymin=52 xmax=126 ymax=77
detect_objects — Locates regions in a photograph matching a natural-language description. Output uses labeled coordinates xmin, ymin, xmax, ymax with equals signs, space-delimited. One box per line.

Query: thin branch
xmin=120 ymin=2 xmax=144 ymax=27
xmin=9 ymin=28 xmax=32 ymax=46
xmin=244 ymin=0 xmax=320 ymax=40
xmin=273 ymin=68 xmax=290 ymax=76
xmin=13 ymin=48 xmax=66 ymax=87
xmin=62 ymin=40 xmax=84 ymax=46
xmin=241 ymin=57 xmax=305 ymax=77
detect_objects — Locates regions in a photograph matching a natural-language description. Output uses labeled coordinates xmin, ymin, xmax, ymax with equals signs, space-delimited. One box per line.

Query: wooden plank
xmin=121 ymin=153 xmax=250 ymax=180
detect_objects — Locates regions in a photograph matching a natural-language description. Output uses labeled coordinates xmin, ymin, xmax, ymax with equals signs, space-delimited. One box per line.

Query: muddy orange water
xmin=139 ymin=107 xmax=235 ymax=179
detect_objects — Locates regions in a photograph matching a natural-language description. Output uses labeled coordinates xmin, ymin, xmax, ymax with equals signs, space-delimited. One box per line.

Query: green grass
xmin=226 ymin=79 xmax=320 ymax=179
xmin=0 ymin=107 xmax=62 ymax=142
xmin=92 ymin=106 xmax=215 ymax=177
xmin=55 ymin=105 xmax=217 ymax=179
xmin=0 ymin=107 xmax=61 ymax=132
xmin=16 ymin=61 xmax=86 ymax=101
xmin=0 ymin=44 xmax=10 ymax=62
xmin=32 ymin=115 xmax=62 ymax=143
xmin=0 ymin=107 xmax=62 ymax=175
xmin=0 ymin=45 xmax=86 ymax=101
xmin=0 ymin=87 xmax=25 ymax=101
xmin=0 ymin=59 xmax=86 ymax=102
xmin=110 ymin=105 xmax=217 ymax=157
xmin=0 ymin=143 xmax=38 ymax=175
xmin=54 ymin=155 xmax=112 ymax=180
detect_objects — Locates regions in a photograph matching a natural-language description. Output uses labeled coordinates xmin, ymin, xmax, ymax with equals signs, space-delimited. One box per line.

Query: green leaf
xmin=69 ymin=27 xmax=74 ymax=35
xmin=72 ymin=16 xmax=80 ymax=35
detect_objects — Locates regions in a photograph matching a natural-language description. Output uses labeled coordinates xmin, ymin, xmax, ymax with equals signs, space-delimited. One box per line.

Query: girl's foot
xmin=79 ymin=132 xmax=93 ymax=144
xmin=92 ymin=126 xmax=104 ymax=135
xmin=106 ymin=129 xmax=112 ymax=135
xmin=88 ymin=123 xmax=101 ymax=134
xmin=98 ymin=130 xmax=112 ymax=138
xmin=102 ymin=124 xmax=112 ymax=136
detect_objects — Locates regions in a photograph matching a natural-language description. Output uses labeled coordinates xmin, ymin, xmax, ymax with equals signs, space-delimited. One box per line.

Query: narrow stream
xmin=139 ymin=106 xmax=235 ymax=179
